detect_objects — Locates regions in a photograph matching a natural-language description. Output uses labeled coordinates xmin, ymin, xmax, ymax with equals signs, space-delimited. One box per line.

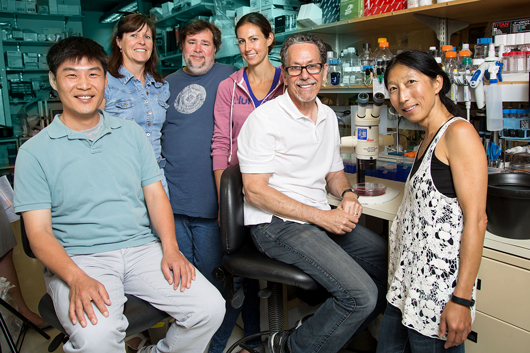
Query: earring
xmin=120 ymin=48 xmax=122 ymax=52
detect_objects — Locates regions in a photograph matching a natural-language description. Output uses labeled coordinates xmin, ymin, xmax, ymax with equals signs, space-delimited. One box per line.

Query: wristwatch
xmin=341 ymin=188 xmax=358 ymax=199
xmin=451 ymin=294 xmax=475 ymax=307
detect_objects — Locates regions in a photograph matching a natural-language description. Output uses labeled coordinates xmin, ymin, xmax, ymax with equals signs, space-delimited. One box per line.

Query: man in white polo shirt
xmin=237 ymin=33 xmax=388 ymax=353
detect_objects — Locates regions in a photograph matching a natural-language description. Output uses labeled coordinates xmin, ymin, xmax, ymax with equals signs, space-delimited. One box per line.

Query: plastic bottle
xmin=474 ymin=38 xmax=492 ymax=60
xmin=430 ymin=46 xmax=442 ymax=66
xmin=374 ymin=41 xmax=393 ymax=84
xmin=485 ymin=78 xmax=503 ymax=131
xmin=341 ymin=67 xmax=351 ymax=86
xmin=458 ymin=49 xmax=471 ymax=69
xmin=359 ymin=43 xmax=374 ymax=85
xmin=441 ymin=45 xmax=453 ymax=66
xmin=323 ymin=51 xmax=335 ymax=87
xmin=502 ymin=52 xmax=510 ymax=73
xmin=444 ymin=51 xmax=458 ymax=75
xmin=328 ymin=59 xmax=342 ymax=86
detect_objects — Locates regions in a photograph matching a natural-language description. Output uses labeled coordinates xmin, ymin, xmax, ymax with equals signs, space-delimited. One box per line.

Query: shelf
xmin=6 ymin=68 xmax=47 ymax=72
xmin=2 ymin=40 xmax=56 ymax=46
xmin=160 ymin=52 xmax=181 ymax=63
xmin=154 ymin=3 xmax=215 ymax=27
xmin=320 ymin=85 xmax=373 ymax=94
xmin=0 ymin=11 xmax=82 ymax=21
xmin=296 ymin=0 xmax=530 ymax=38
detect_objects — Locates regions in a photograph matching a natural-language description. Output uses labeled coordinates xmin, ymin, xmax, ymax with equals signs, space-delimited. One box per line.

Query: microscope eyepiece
xmin=373 ymin=92 xmax=385 ymax=106
xmin=357 ymin=92 xmax=369 ymax=107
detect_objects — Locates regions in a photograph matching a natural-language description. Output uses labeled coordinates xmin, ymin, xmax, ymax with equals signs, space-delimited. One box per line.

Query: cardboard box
xmin=15 ymin=0 xmax=26 ymax=12
xmin=340 ymin=0 xmax=363 ymax=21
xmin=235 ymin=6 xmax=251 ymax=25
xmin=67 ymin=4 xmax=80 ymax=14
xmin=7 ymin=0 xmax=16 ymax=11
xmin=1 ymin=0 xmax=8 ymax=11
xmin=57 ymin=3 xmax=68 ymax=14
xmin=364 ymin=0 xmax=405 ymax=17
xmin=49 ymin=4 xmax=57 ymax=13
xmin=297 ymin=3 xmax=322 ymax=27
xmin=26 ymin=0 xmax=37 ymax=13
xmin=320 ymin=0 xmax=339 ymax=24
xmin=6 ymin=51 xmax=24 ymax=69
xmin=250 ymin=0 xmax=260 ymax=10
xmin=262 ymin=0 xmax=301 ymax=7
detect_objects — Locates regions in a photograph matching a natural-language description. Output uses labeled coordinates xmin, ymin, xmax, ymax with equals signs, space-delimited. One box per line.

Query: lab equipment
xmin=340 ymin=92 xmax=394 ymax=183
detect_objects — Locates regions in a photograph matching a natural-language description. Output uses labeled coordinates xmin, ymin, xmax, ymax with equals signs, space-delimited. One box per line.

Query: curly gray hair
xmin=279 ymin=33 xmax=327 ymax=67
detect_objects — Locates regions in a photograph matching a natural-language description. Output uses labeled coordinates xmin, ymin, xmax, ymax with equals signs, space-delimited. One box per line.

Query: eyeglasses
xmin=284 ymin=63 xmax=324 ymax=76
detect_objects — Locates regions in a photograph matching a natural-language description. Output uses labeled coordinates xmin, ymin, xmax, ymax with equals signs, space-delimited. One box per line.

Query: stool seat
xmin=222 ymin=242 xmax=319 ymax=291
xmin=38 ymin=294 xmax=168 ymax=336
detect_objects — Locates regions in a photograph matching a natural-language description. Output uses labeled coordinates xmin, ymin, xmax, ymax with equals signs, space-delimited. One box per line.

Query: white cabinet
xmin=465 ymin=247 xmax=530 ymax=352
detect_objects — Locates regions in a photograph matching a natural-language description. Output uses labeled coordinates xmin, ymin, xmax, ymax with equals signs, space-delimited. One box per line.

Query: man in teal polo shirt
xmin=14 ymin=36 xmax=224 ymax=353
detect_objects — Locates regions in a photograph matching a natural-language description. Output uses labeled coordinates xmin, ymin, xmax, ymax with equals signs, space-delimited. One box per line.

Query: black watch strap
xmin=341 ymin=188 xmax=358 ymax=199
xmin=451 ymin=294 xmax=475 ymax=307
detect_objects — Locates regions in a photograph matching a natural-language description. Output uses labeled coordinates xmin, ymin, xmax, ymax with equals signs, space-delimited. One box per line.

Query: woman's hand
xmin=439 ymin=300 xmax=472 ymax=348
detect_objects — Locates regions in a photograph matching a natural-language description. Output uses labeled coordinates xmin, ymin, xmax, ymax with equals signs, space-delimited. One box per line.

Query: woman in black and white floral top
xmin=377 ymin=50 xmax=488 ymax=353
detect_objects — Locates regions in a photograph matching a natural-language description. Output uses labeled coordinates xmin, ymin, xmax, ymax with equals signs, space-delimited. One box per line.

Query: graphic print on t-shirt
xmin=174 ymin=84 xmax=206 ymax=114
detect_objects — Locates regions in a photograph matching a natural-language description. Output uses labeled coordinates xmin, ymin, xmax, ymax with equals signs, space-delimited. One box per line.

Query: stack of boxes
xmin=0 ymin=0 xmax=80 ymax=14
xmin=245 ymin=0 xmax=301 ymax=33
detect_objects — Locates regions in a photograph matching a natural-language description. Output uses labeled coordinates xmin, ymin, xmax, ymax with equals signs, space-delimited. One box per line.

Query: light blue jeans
xmin=377 ymin=303 xmax=465 ymax=353
xmin=44 ymin=240 xmax=225 ymax=353
xmin=173 ymin=215 xmax=261 ymax=353
xmin=251 ymin=216 xmax=388 ymax=353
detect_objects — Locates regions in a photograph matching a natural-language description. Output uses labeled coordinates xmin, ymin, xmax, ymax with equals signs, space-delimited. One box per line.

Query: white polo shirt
xmin=237 ymin=90 xmax=344 ymax=226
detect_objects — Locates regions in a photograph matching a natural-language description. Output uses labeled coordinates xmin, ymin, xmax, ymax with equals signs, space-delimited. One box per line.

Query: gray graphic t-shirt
xmin=161 ymin=63 xmax=236 ymax=218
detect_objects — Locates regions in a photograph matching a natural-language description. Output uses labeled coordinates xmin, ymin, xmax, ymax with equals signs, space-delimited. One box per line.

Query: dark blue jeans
xmin=377 ymin=303 xmax=465 ymax=353
xmin=173 ymin=214 xmax=261 ymax=353
xmin=251 ymin=216 xmax=388 ymax=353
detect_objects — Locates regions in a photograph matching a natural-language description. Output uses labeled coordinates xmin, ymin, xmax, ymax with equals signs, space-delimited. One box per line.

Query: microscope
xmin=340 ymin=92 xmax=394 ymax=184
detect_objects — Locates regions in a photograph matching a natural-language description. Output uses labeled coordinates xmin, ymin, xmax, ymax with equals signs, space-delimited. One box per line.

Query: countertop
xmin=329 ymin=173 xmax=530 ymax=260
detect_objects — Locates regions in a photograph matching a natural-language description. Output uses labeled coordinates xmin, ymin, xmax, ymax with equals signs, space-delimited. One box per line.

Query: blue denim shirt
xmin=105 ymin=67 xmax=170 ymax=191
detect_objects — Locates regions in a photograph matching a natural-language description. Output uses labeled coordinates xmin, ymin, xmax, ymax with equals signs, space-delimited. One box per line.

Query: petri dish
xmin=353 ymin=183 xmax=387 ymax=196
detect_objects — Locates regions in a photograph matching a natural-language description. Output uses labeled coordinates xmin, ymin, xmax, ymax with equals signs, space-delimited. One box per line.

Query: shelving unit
xmin=0 ymin=11 xmax=83 ymax=125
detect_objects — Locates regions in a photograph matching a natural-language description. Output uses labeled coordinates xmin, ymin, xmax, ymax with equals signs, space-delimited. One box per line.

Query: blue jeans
xmin=251 ymin=216 xmax=388 ymax=353
xmin=174 ymin=214 xmax=223 ymax=285
xmin=377 ymin=303 xmax=465 ymax=353
xmin=209 ymin=277 xmax=262 ymax=353
xmin=173 ymin=214 xmax=261 ymax=353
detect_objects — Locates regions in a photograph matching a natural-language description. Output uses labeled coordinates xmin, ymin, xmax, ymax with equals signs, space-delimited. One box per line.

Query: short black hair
xmin=384 ymin=50 xmax=461 ymax=117
xmin=47 ymin=36 xmax=108 ymax=77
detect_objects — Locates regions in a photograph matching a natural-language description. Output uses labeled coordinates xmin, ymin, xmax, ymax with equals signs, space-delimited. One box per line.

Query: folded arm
xmin=242 ymin=172 xmax=359 ymax=235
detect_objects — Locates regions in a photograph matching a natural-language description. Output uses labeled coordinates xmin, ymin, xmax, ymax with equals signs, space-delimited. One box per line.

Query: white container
xmin=436 ymin=0 xmax=453 ymax=3
xmin=486 ymin=80 xmax=503 ymax=131
xmin=419 ymin=0 xmax=432 ymax=5
xmin=407 ymin=0 xmax=419 ymax=8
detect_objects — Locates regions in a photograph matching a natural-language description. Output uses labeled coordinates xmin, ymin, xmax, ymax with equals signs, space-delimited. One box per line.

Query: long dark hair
xmin=384 ymin=50 xmax=460 ymax=117
xmin=235 ymin=12 xmax=275 ymax=54
xmin=108 ymin=13 xmax=163 ymax=83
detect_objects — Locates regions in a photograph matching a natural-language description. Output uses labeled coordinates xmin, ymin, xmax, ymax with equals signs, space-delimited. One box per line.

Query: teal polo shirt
xmin=14 ymin=111 xmax=162 ymax=255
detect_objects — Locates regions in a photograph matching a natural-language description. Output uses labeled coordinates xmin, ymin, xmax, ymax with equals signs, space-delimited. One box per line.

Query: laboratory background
xmin=0 ymin=0 xmax=529 ymax=352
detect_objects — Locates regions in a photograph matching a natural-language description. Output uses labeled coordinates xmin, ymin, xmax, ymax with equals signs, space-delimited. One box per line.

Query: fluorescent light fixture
xmin=119 ymin=2 xmax=138 ymax=12
xmin=101 ymin=13 xmax=123 ymax=24
xmin=99 ymin=1 xmax=138 ymax=24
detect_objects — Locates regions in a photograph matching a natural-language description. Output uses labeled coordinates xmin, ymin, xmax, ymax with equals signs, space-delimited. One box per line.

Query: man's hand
xmin=439 ymin=300 xmax=472 ymax=349
xmin=161 ymin=249 xmax=196 ymax=292
xmin=337 ymin=193 xmax=363 ymax=219
xmin=318 ymin=208 xmax=358 ymax=235
xmin=67 ymin=274 xmax=111 ymax=327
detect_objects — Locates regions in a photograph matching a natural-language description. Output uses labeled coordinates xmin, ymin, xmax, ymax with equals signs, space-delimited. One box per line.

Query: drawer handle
xmin=477 ymin=279 xmax=481 ymax=290
xmin=467 ymin=330 xmax=478 ymax=343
